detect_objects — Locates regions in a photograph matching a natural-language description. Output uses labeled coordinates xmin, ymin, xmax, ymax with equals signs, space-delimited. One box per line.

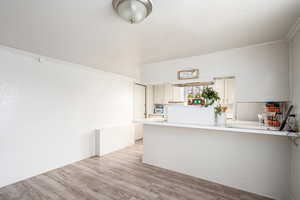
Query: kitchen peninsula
xmin=137 ymin=103 xmax=298 ymax=200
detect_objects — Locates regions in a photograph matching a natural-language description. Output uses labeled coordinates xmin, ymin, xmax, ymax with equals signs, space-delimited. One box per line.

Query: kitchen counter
xmin=135 ymin=120 xmax=298 ymax=137
xmin=141 ymin=120 xmax=293 ymax=200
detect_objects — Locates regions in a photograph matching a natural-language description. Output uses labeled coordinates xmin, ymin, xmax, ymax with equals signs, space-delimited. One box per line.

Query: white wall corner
xmin=288 ymin=40 xmax=294 ymax=102
xmin=287 ymin=17 xmax=300 ymax=41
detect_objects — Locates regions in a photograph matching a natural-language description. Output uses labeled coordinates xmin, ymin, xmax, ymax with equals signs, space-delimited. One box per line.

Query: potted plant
xmin=215 ymin=104 xmax=228 ymax=126
xmin=187 ymin=94 xmax=194 ymax=105
xmin=201 ymin=87 xmax=220 ymax=107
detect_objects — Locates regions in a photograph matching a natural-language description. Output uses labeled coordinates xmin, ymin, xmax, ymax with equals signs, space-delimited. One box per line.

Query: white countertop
xmin=134 ymin=120 xmax=299 ymax=137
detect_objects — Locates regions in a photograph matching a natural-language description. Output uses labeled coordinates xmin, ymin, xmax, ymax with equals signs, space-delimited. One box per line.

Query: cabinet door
xmin=164 ymin=84 xmax=183 ymax=104
xmin=225 ymin=79 xmax=235 ymax=105
xmin=159 ymin=84 xmax=165 ymax=104
xmin=147 ymin=85 xmax=154 ymax=114
xmin=153 ymin=85 xmax=159 ymax=104
xmin=154 ymin=84 xmax=165 ymax=104
xmin=154 ymin=84 xmax=182 ymax=104
xmin=172 ymin=86 xmax=183 ymax=102
xmin=214 ymin=79 xmax=225 ymax=104
xmin=164 ymin=83 xmax=173 ymax=104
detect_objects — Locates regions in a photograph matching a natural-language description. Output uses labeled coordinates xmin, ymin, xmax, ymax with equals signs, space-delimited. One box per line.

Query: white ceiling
xmin=0 ymin=0 xmax=300 ymax=77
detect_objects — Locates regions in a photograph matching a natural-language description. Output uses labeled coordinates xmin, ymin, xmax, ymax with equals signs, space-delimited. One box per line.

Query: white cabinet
xmin=214 ymin=80 xmax=225 ymax=104
xmin=225 ymin=79 xmax=235 ymax=105
xmin=214 ymin=78 xmax=235 ymax=105
xmin=153 ymin=84 xmax=183 ymax=104
xmin=164 ymin=84 xmax=173 ymax=104
xmin=147 ymin=85 xmax=154 ymax=115
xmin=172 ymin=86 xmax=183 ymax=102
xmin=153 ymin=84 xmax=165 ymax=104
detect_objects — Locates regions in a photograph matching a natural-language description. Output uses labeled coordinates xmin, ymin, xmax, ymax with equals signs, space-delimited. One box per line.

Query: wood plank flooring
xmin=0 ymin=140 xmax=273 ymax=200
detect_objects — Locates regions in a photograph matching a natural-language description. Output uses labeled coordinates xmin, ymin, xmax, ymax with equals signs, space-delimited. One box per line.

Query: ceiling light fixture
xmin=112 ymin=0 xmax=152 ymax=24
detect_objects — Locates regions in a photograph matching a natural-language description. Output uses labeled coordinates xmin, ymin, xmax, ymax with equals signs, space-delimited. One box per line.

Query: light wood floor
xmin=0 ymin=141 xmax=272 ymax=200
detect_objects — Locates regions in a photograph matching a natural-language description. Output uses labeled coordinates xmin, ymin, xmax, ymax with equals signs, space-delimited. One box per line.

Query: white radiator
xmin=95 ymin=124 xmax=135 ymax=156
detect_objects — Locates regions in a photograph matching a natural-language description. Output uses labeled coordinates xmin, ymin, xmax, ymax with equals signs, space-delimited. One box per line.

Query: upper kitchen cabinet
xmin=214 ymin=77 xmax=235 ymax=105
xmin=147 ymin=85 xmax=154 ymax=115
xmin=153 ymin=84 xmax=165 ymax=104
xmin=171 ymin=86 xmax=183 ymax=102
xmin=153 ymin=83 xmax=183 ymax=104
xmin=225 ymin=78 xmax=235 ymax=105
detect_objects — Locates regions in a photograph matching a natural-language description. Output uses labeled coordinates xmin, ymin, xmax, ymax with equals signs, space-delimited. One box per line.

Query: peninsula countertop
xmin=134 ymin=119 xmax=299 ymax=137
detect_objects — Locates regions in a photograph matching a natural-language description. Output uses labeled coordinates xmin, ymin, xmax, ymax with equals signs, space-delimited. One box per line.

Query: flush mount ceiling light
xmin=112 ymin=0 xmax=152 ymax=24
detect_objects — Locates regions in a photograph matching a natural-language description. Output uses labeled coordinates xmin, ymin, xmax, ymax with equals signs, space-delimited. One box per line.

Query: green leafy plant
xmin=187 ymin=94 xmax=194 ymax=99
xmin=187 ymin=94 xmax=194 ymax=105
xmin=201 ymin=87 xmax=220 ymax=107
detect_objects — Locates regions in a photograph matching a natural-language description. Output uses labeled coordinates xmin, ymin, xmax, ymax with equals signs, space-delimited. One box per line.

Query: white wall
xmin=236 ymin=102 xmax=265 ymax=121
xmin=133 ymin=84 xmax=146 ymax=140
xmin=0 ymin=46 xmax=134 ymax=188
xmin=290 ymin=28 xmax=300 ymax=200
xmin=141 ymin=41 xmax=290 ymax=102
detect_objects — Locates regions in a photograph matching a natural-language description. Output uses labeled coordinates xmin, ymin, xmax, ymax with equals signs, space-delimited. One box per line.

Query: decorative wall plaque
xmin=177 ymin=69 xmax=199 ymax=80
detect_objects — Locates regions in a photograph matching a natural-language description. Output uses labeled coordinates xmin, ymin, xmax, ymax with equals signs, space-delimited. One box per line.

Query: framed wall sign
xmin=177 ymin=69 xmax=199 ymax=80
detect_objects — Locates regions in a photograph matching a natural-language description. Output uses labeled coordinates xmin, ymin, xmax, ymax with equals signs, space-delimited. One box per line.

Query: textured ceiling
xmin=0 ymin=0 xmax=300 ymax=77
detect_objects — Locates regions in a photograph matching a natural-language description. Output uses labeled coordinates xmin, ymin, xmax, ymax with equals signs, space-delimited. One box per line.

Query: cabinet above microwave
xmin=152 ymin=84 xmax=183 ymax=105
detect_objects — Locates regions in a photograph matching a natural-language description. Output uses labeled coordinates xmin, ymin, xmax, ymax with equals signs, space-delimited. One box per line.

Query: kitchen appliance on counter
xmin=154 ymin=104 xmax=165 ymax=114
xmin=150 ymin=104 xmax=167 ymax=119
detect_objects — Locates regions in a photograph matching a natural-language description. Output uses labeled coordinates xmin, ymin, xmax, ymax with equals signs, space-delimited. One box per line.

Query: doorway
xmin=134 ymin=83 xmax=147 ymax=120
xmin=134 ymin=83 xmax=146 ymax=141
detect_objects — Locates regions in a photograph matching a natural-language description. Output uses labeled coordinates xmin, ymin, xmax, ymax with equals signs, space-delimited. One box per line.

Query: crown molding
xmin=287 ymin=17 xmax=300 ymax=41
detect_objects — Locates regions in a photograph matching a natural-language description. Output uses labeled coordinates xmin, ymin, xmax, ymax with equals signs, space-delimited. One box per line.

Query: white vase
xmin=216 ymin=113 xmax=226 ymax=126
